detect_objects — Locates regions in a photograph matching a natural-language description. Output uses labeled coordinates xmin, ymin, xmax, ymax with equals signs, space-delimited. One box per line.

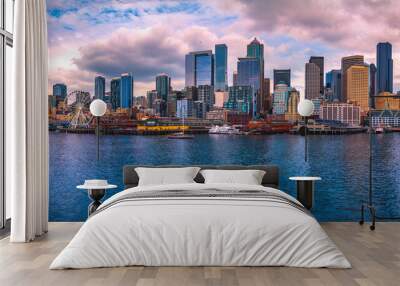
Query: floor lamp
xmin=298 ymin=99 xmax=315 ymax=162
xmin=90 ymin=99 xmax=107 ymax=161
xmin=359 ymin=111 xmax=376 ymax=231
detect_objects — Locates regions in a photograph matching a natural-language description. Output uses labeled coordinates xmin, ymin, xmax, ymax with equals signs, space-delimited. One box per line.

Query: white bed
xmin=50 ymin=183 xmax=351 ymax=269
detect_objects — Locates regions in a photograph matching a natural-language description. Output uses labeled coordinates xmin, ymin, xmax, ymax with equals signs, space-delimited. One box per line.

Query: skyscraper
xmin=247 ymin=38 xmax=265 ymax=116
xmin=233 ymin=72 xmax=238 ymax=86
xmin=185 ymin=50 xmax=214 ymax=87
xmin=214 ymin=44 xmax=228 ymax=91
xmin=110 ymin=77 xmax=120 ymax=110
xmin=237 ymin=57 xmax=261 ymax=118
xmin=273 ymin=69 xmax=291 ymax=88
xmin=369 ymin=64 xmax=377 ymax=108
xmin=146 ymin=90 xmax=157 ymax=109
xmin=309 ymin=56 xmax=324 ymax=95
xmin=156 ymin=74 xmax=171 ymax=102
xmin=272 ymin=83 xmax=289 ymax=115
xmin=346 ymin=64 xmax=369 ymax=112
xmin=263 ymin=78 xmax=271 ymax=113
xmin=305 ymin=62 xmax=320 ymax=100
xmin=285 ymin=88 xmax=301 ymax=122
xmin=53 ymin=83 xmax=67 ymax=99
xmin=94 ymin=76 xmax=105 ymax=100
xmin=224 ymin=86 xmax=252 ymax=113
xmin=376 ymin=42 xmax=393 ymax=94
xmin=341 ymin=55 xmax=364 ymax=102
xmin=120 ymin=73 xmax=133 ymax=109
xmin=326 ymin=70 xmax=342 ymax=102
xmin=197 ymin=85 xmax=214 ymax=111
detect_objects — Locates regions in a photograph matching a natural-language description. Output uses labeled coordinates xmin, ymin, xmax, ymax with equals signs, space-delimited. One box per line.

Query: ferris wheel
xmin=64 ymin=90 xmax=93 ymax=129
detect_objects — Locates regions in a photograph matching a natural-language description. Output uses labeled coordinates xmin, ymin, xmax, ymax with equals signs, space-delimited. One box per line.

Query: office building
xmin=146 ymin=90 xmax=157 ymax=109
xmin=273 ymin=69 xmax=291 ymax=88
xmin=376 ymin=42 xmax=393 ymax=93
xmin=263 ymin=78 xmax=271 ymax=113
xmin=94 ymin=76 xmax=105 ymax=100
xmin=285 ymin=88 xmax=301 ymax=122
xmin=305 ymin=62 xmax=320 ymax=100
xmin=176 ymin=99 xmax=193 ymax=118
xmin=309 ymin=56 xmax=324 ymax=94
xmin=110 ymin=77 xmax=120 ymax=110
xmin=52 ymin=83 xmax=67 ymax=99
xmin=197 ymin=85 xmax=214 ymax=110
xmin=184 ymin=86 xmax=198 ymax=101
xmin=247 ymin=38 xmax=265 ymax=116
xmin=156 ymin=74 xmax=170 ymax=116
xmin=214 ymin=91 xmax=228 ymax=108
xmin=369 ymin=64 xmax=377 ymax=108
xmin=214 ymin=44 xmax=228 ymax=91
xmin=341 ymin=55 xmax=364 ymax=102
xmin=272 ymin=83 xmax=289 ymax=115
xmin=194 ymin=101 xmax=207 ymax=119
xmin=346 ymin=65 xmax=369 ymax=112
xmin=185 ymin=50 xmax=214 ymax=87
xmin=120 ymin=73 xmax=134 ymax=109
xmin=320 ymin=103 xmax=361 ymax=126
xmin=233 ymin=72 xmax=238 ymax=86
xmin=325 ymin=70 xmax=342 ymax=102
xmin=237 ymin=57 xmax=261 ymax=117
xmin=224 ymin=85 xmax=252 ymax=113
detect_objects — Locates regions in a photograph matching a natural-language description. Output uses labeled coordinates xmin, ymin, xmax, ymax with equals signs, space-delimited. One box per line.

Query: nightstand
xmin=77 ymin=180 xmax=117 ymax=216
xmin=289 ymin=176 xmax=321 ymax=210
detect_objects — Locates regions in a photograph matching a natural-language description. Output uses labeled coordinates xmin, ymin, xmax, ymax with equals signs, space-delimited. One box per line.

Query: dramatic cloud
xmin=47 ymin=0 xmax=400 ymax=96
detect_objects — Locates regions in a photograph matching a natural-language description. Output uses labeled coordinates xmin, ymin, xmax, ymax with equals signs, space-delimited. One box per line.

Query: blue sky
xmin=47 ymin=0 xmax=400 ymax=96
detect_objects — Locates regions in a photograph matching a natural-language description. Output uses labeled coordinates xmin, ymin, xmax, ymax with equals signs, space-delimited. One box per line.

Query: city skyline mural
xmin=48 ymin=0 xmax=400 ymax=97
xmin=47 ymin=0 xmax=400 ymax=223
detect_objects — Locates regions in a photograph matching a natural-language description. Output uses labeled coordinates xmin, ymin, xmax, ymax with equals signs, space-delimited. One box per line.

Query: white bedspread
xmin=50 ymin=183 xmax=351 ymax=269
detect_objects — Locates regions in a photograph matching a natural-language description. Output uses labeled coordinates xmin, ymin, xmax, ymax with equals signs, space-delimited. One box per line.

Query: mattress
xmin=50 ymin=183 xmax=351 ymax=269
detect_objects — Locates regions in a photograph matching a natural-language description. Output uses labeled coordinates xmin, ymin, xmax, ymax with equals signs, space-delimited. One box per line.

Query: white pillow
xmin=135 ymin=167 xmax=201 ymax=186
xmin=200 ymin=169 xmax=266 ymax=185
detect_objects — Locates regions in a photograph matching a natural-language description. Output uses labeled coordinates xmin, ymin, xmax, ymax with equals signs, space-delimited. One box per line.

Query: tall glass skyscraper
xmin=185 ymin=51 xmax=214 ymax=87
xmin=214 ymin=44 xmax=228 ymax=91
xmin=326 ymin=70 xmax=342 ymax=102
xmin=273 ymin=69 xmax=291 ymax=88
xmin=110 ymin=77 xmax=120 ymax=110
xmin=237 ymin=57 xmax=261 ymax=118
xmin=53 ymin=83 xmax=67 ymax=99
xmin=120 ymin=73 xmax=133 ymax=109
xmin=247 ymin=38 xmax=264 ymax=115
xmin=94 ymin=76 xmax=105 ymax=100
xmin=376 ymin=42 xmax=393 ymax=94
xmin=156 ymin=74 xmax=171 ymax=102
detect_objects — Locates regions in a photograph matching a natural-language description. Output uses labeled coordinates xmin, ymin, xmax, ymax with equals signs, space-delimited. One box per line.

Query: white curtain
xmin=7 ymin=0 xmax=49 ymax=242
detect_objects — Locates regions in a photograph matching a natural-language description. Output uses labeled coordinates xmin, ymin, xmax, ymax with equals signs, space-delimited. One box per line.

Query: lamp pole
xmin=96 ymin=116 xmax=100 ymax=161
xmin=90 ymin=99 xmax=107 ymax=161
xmin=304 ymin=116 xmax=308 ymax=162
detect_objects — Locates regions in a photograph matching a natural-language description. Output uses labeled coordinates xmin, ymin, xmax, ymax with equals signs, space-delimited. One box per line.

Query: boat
xmin=168 ymin=132 xmax=194 ymax=139
xmin=374 ymin=127 xmax=384 ymax=134
xmin=168 ymin=115 xmax=194 ymax=139
xmin=209 ymin=125 xmax=243 ymax=135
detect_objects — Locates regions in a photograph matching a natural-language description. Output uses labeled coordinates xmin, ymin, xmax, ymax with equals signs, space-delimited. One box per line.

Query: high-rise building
xmin=197 ymin=85 xmax=214 ymax=111
xmin=273 ymin=69 xmax=291 ymax=88
xmin=369 ymin=64 xmax=377 ymax=108
xmin=177 ymin=99 xmax=193 ymax=118
xmin=53 ymin=83 xmax=67 ymax=99
xmin=376 ymin=42 xmax=393 ymax=94
xmin=214 ymin=44 xmax=228 ymax=91
xmin=285 ymin=88 xmax=301 ymax=122
xmin=184 ymin=86 xmax=198 ymax=101
xmin=346 ymin=64 xmax=369 ymax=112
xmin=110 ymin=77 xmax=120 ymax=110
xmin=272 ymin=83 xmax=289 ymax=115
xmin=263 ymin=78 xmax=271 ymax=113
xmin=247 ymin=38 xmax=265 ymax=116
xmin=214 ymin=91 xmax=229 ymax=108
xmin=237 ymin=57 xmax=261 ymax=118
xmin=156 ymin=74 xmax=171 ymax=116
xmin=185 ymin=50 xmax=214 ymax=87
xmin=94 ymin=76 xmax=106 ymax=100
xmin=120 ymin=73 xmax=134 ymax=109
xmin=341 ymin=55 xmax=364 ymax=102
xmin=224 ymin=85 xmax=252 ymax=113
xmin=194 ymin=101 xmax=207 ymax=119
xmin=325 ymin=70 xmax=342 ymax=102
xmin=305 ymin=62 xmax=320 ymax=100
xmin=146 ymin=90 xmax=157 ymax=109
xmin=309 ymin=56 xmax=324 ymax=94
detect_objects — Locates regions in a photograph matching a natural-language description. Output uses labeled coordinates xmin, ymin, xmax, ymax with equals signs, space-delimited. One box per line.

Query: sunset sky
xmin=47 ymin=0 xmax=400 ymax=97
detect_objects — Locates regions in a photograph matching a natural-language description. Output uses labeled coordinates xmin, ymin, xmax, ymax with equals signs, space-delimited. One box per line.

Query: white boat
xmin=209 ymin=125 xmax=242 ymax=135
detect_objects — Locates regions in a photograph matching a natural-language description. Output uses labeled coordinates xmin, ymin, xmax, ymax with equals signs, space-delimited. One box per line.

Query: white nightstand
xmin=289 ymin=177 xmax=321 ymax=210
xmin=77 ymin=180 xmax=117 ymax=216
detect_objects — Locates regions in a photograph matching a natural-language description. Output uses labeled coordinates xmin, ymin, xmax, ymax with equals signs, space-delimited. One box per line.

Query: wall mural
xmin=47 ymin=0 xmax=400 ymax=222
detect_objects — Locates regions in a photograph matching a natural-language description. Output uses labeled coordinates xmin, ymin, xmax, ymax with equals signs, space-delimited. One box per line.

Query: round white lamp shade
xmin=90 ymin=99 xmax=107 ymax=117
xmin=297 ymin=99 xmax=315 ymax=117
